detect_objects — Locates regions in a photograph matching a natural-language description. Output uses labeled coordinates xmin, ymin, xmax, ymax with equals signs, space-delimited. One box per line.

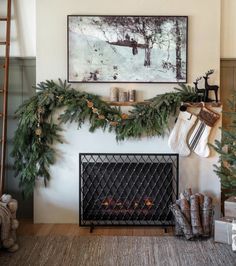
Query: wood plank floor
xmin=18 ymin=219 xmax=174 ymax=236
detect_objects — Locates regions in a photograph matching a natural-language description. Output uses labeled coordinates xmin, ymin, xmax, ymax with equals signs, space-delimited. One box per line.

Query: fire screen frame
xmin=79 ymin=153 xmax=179 ymax=227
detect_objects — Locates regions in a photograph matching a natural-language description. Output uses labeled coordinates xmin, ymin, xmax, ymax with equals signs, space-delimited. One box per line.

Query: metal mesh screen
xmin=79 ymin=153 xmax=178 ymax=226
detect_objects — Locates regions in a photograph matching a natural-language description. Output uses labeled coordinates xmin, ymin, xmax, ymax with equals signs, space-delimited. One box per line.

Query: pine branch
xmin=211 ymin=91 xmax=236 ymax=196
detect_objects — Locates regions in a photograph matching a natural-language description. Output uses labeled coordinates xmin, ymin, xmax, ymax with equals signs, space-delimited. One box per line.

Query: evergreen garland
xmin=11 ymin=80 xmax=197 ymax=197
xmin=212 ymin=92 xmax=236 ymax=196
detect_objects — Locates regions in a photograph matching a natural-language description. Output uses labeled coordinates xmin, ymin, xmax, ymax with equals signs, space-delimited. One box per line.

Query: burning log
xmin=144 ymin=198 xmax=154 ymax=208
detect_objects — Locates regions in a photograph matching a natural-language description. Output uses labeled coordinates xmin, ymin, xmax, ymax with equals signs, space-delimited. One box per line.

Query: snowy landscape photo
xmin=67 ymin=15 xmax=188 ymax=83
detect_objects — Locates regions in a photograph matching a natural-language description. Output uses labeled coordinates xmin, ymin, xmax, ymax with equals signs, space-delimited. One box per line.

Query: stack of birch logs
xmin=170 ymin=188 xmax=213 ymax=240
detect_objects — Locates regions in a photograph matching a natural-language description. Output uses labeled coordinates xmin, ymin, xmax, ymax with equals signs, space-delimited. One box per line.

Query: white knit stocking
xmin=188 ymin=119 xmax=212 ymax=157
xmin=168 ymin=111 xmax=197 ymax=156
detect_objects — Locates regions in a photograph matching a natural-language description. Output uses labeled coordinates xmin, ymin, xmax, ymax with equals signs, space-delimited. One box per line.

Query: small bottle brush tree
xmin=213 ymin=92 xmax=236 ymax=196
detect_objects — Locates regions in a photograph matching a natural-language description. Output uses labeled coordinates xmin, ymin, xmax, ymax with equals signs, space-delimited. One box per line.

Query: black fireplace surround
xmin=79 ymin=153 xmax=178 ymax=228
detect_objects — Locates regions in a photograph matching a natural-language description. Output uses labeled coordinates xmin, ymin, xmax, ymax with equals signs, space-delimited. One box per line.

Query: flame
xmin=116 ymin=201 xmax=122 ymax=206
xmin=100 ymin=197 xmax=154 ymax=209
xmin=101 ymin=198 xmax=113 ymax=207
xmin=144 ymin=198 xmax=154 ymax=207
xmin=101 ymin=200 xmax=109 ymax=206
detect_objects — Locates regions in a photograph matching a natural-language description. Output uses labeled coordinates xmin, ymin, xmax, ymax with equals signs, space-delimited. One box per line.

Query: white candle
xmin=110 ymin=87 xmax=118 ymax=102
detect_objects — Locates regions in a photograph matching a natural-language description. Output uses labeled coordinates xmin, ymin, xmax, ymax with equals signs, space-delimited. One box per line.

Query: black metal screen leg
xmin=90 ymin=224 xmax=95 ymax=233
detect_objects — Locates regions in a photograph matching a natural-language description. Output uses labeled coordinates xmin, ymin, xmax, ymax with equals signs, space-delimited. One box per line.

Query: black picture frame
xmin=67 ymin=15 xmax=188 ymax=84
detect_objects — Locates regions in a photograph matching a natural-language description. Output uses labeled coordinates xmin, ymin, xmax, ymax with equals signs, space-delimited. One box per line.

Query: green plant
xmin=212 ymin=92 xmax=236 ymax=196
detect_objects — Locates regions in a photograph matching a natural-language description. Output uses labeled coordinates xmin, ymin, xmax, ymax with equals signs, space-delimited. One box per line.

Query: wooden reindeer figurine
xmin=193 ymin=76 xmax=205 ymax=101
xmin=203 ymin=69 xmax=219 ymax=102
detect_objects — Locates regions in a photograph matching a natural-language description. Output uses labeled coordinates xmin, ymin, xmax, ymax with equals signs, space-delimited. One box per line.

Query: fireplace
xmin=79 ymin=153 xmax=178 ymax=229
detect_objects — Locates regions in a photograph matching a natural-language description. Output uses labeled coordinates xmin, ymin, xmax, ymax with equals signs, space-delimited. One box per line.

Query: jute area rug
xmin=0 ymin=236 xmax=235 ymax=266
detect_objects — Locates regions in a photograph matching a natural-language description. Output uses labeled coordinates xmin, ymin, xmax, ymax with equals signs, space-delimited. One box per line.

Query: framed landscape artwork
xmin=67 ymin=15 xmax=188 ymax=83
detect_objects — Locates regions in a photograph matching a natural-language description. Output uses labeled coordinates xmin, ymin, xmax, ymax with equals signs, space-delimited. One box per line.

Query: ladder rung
xmin=0 ymin=42 xmax=7 ymax=45
xmin=0 ymin=113 xmax=3 ymax=117
xmin=0 ymin=18 xmax=7 ymax=21
xmin=0 ymin=90 xmax=3 ymax=93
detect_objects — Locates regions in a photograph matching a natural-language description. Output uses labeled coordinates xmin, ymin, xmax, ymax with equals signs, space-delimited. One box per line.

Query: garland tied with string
xmin=11 ymin=79 xmax=198 ymax=197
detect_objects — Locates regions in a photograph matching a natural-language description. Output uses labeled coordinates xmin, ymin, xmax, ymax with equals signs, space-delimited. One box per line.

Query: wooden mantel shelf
xmin=106 ymin=101 xmax=150 ymax=106
xmin=106 ymin=101 xmax=222 ymax=107
xmin=184 ymin=102 xmax=222 ymax=108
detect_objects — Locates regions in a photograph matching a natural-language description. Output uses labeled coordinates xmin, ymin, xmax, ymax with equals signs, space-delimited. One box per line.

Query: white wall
xmin=0 ymin=0 xmax=36 ymax=57
xmin=35 ymin=0 xmax=221 ymax=223
xmin=221 ymin=0 xmax=236 ymax=58
xmin=6 ymin=0 xmax=236 ymax=59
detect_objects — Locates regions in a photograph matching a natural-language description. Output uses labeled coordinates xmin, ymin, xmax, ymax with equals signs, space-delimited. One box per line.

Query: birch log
xmin=183 ymin=188 xmax=192 ymax=202
xmin=190 ymin=195 xmax=203 ymax=236
xmin=196 ymin=193 xmax=204 ymax=226
xmin=196 ymin=193 xmax=204 ymax=209
xmin=175 ymin=200 xmax=183 ymax=236
xmin=178 ymin=198 xmax=191 ymax=224
xmin=174 ymin=222 xmax=183 ymax=236
xmin=170 ymin=204 xmax=193 ymax=240
xmin=175 ymin=198 xmax=191 ymax=236
xmin=202 ymin=196 xmax=213 ymax=236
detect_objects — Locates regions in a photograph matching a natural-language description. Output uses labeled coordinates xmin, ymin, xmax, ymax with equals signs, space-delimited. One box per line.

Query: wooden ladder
xmin=0 ymin=0 xmax=11 ymax=196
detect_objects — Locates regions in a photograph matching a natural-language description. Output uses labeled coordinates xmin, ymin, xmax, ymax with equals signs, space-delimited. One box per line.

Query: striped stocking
xmin=168 ymin=111 xmax=197 ymax=156
xmin=188 ymin=120 xmax=211 ymax=157
xmin=188 ymin=106 xmax=220 ymax=157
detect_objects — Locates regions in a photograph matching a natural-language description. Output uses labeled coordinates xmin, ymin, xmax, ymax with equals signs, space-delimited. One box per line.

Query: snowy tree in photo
xmin=68 ymin=16 xmax=188 ymax=83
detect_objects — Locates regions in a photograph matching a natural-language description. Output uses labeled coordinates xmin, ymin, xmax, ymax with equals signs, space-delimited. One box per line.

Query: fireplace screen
xmin=79 ymin=153 xmax=178 ymax=227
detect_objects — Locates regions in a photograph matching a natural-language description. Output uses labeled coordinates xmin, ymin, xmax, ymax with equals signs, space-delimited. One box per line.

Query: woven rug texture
xmin=0 ymin=236 xmax=236 ymax=266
